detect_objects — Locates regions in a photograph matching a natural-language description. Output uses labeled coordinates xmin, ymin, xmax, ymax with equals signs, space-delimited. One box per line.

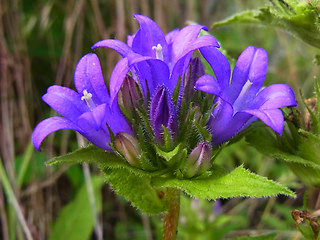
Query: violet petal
xmin=241 ymin=108 xmax=284 ymax=134
xmin=91 ymin=39 xmax=133 ymax=57
xmin=32 ymin=116 xmax=82 ymax=151
xmin=250 ymin=84 xmax=297 ymax=110
xmin=42 ymin=86 xmax=87 ymax=122
xmin=200 ymin=47 xmax=230 ymax=89
xmin=132 ymin=14 xmax=169 ymax=62
xmin=77 ymin=104 xmax=107 ymax=130
xmin=74 ymin=53 xmax=110 ymax=104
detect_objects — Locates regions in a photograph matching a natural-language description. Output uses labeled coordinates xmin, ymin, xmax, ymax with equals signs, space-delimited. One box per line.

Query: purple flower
xmin=91 ymin=14 xmax=219 ymax=102
xmin=32 ymin=53 xmax=132 ymax=151
xmin=195 ymin=46 xmax=297 ymax=145
xmin=181 ymin=141 xmax=211 ymax=178
xmin=183 ymin=57 xmax=205 ymax=103
xmin=150 ymin=85 xmax=178 ymax=144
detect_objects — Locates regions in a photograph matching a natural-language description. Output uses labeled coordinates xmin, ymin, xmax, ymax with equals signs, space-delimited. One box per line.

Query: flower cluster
xmin=32 ymin=15 xmax=296 ymax=178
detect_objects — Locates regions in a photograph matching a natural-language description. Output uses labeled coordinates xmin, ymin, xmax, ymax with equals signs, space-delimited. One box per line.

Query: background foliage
xmin=1 ymin=0 xmax=319 ymax=239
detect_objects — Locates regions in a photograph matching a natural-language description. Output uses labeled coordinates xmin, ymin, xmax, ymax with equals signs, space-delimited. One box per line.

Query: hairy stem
xmin=163 ymin=188 xmax=180 ymax=240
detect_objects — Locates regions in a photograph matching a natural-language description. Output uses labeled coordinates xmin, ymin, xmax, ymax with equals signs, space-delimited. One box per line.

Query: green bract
xmin=47 ymin=144 xmax=295 ymax=214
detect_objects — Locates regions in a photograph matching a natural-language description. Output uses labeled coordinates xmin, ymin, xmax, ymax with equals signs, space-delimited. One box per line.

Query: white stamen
xmin=232 ymin=80 xmax=253 ymax=114
xmin=239 ymin=80 xmax=253 ymax=97
xmin=81 ymin=90 xmax=95 ymax=109
xmin=152 ymin=43 xmax=164 ymax=61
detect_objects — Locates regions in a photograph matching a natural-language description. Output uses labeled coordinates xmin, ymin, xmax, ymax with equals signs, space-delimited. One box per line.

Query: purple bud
xmin=150 ymin=85 xmax=178 ymax=144
xmin=182 ymin=142 xmax=211 ymax=178
xmin=120 ymin=75 xmax=140 ymax=116
xmin=115 ymin=132 xmax=141 ymax=167
xmin=183 ymin=57 xmax=205 ymax=102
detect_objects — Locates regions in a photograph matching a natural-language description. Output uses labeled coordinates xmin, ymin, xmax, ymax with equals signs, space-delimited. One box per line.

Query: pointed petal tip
xmin=202 ymin=25 xmax=208 ymax=32
xmin=91 ymin=39 xmax=133 ymax=57
xmin=241 ymin=108 xmax=284 ymax=135
xmin=32 ymin=117 xmax=81 ymax=153
xmin=133 ymin=14 xmax=150 ymax=21
xmin=75 ymin=53 xmax=100 ymax=75
xmin=32 ymin=132 xmax=41 ymax=152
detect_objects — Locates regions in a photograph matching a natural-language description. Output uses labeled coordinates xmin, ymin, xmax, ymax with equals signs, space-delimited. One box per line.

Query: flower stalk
xmin=163 ymin=188 xmax=180 ymax=240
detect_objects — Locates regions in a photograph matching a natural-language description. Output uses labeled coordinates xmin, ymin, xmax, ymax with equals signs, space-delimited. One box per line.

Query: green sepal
xmin=178 ymin=104 xmax=198 ymax=143
xmin=155 ymin=144 xmax=187 ymax=168
xmin=137 ymin=124 xmax=160 ymax=170
xmin=152 ymin=165 xmax=295 ymax=199
xmin=136 ymin=108 xmax=154 ymax=138
xmin=101 ymin=167 xmax=166 ymax=214
xmin=162 ymin=125 xmax=173 ymax=151
xmin=201 ymin=102 xmax=217 ymax=126
xmin=193 ymin=120 xmax=212 ymax=143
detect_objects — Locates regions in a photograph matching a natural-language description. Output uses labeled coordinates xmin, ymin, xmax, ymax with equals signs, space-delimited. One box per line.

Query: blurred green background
xmin=1 ymin=0 xmax=319 ymax=239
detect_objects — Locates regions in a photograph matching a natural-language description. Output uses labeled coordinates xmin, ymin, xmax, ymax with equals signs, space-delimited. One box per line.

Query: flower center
xmin=81 ymin=90 xmax=95 ymax=110
xmin=152 ymin=43 xmax=164 ymax=61
xmin=239 ymin=80 xmax=253 ymax=98
xmin=232 ymin=80 xmax=253 ymax=113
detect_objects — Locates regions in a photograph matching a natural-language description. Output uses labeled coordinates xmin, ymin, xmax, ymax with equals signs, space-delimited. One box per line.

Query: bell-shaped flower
xmin=195 ymin=46 xmax=297 ymax=145
xmin=91 ymin=14 xmax=219 ymax=103
xmin=150 ymin=85 xmax=178 ymax=144
xmin=32 ymin=53 xmax=132 ymax=151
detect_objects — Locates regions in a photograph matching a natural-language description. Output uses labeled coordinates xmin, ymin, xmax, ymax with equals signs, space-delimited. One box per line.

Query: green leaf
xmin=245 ymin=127 xmax=280 ymax=157
xmin=102 ymin=167 xmax=166 ymax=214
xmin=48 ymin=177 xmax=104 ymax=240
xmin=152 ymin=165 xmax=295 ymax=199
xmin=232 ymin=232 xmax=277 ymax=240
xmin=276 ymin=151 xmax=320 ymax=187
xmin=17 ymin=142 xmax=34 ymax=188
xmin=298 ymin=129 xmax=320 ymax=162
xmin=46 ymin=145 xmax=139 ymax=172
xmin=246 ymin=127 xmax=320 ymax=187
xmin=213 ymin=1 xmax=320 ymax=49
xmin=46 ymin=145 xmax=169 ymax=177
xmin=297 ymin=224 xmax=319 ymax=240
xmin=315 ymin=80 xmax=320 ymax=126
xmin=46 ymin=145 xmax=117 ymax=166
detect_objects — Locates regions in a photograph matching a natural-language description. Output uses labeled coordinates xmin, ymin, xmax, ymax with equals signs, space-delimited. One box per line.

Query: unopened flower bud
xmin=183 ymin=57 xmax=205 ymax=103
xmin=150 ymin=85 xmax=178 ymax=144
xmin=120 ymin=75 xmax=140 ymax=116
xmin=115 ymin=132 xmax=141 ymax=167
xmin=182 ymin=142 xmax=211 ymax=178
